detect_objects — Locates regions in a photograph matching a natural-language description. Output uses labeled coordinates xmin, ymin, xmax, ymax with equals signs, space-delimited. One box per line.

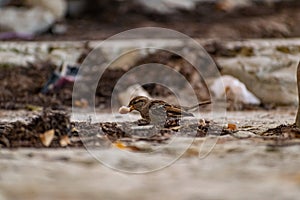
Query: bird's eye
xmin=133 ymin=100 xmax=144 ymax=104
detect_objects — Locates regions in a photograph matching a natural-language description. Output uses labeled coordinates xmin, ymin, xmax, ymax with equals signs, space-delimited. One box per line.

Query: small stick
xmin=295 ymin=61 xmax=300 ymax=127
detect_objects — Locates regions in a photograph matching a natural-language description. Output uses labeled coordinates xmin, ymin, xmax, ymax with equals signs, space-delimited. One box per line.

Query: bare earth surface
xmin=2 ymin=1 xmax=300 ymax=199
xmin=1 ymin=109 xmax=300 ymax=200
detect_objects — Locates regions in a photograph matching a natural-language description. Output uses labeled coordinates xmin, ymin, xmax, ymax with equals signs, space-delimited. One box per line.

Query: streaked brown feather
xmin=128 ymin=96 xmax=210 ymax=124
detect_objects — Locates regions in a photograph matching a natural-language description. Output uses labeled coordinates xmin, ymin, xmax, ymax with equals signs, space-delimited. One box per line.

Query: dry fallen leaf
xmin=227 ymin=123 xmax=238 ymax=131
xmin=112 ymin=141 xmax=139 ymax=151
xmin=60 ymin=135 xmax=71 ymax=147
xmin=113 ymin=141 xmax=128 ymax=149
xmin=39 ymin=129 xmax=55 ymax=147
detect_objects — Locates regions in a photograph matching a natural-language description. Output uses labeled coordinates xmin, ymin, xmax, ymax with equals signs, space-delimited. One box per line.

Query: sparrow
xmin=127 ymin=96 xmax=211 ymax=125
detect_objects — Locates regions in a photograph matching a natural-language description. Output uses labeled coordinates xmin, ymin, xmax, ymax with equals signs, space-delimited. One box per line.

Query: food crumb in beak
xmin=119 ymin=106 xmax=131 ymax=114
xmin=129 ymin=105 xmax=134 ymax=112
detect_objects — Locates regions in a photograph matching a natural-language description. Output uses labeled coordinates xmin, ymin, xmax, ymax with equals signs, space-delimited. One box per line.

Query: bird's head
xmin=128 ymin=96 xmax=149 ymax=112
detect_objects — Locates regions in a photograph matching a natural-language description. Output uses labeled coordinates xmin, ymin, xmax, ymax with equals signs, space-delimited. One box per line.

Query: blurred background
xmin=0 ymin=0 xmax=300 ymax=40
xmin=1 ymin=0 xmax=300 ymax=111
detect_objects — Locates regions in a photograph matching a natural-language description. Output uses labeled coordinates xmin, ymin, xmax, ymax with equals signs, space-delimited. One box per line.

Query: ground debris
xmin=1 ymin=110 xmax=276 ymax=149
xmin=261 ymin=124 xmax=300 ymax=139
xmin=99 ymin=119 xmax=237 ymax=143
xmin=59 ymin=135 xmax=71 ymax=147
xmin=100 ymin=122 xmax=131 ymax=142
xmin=112 ymin=141 xmax=147 ymax=152
xmin=0 ymin=110 xmax=82 ymax=148
xmin=39 ymin=129 xmax=55 ymax=147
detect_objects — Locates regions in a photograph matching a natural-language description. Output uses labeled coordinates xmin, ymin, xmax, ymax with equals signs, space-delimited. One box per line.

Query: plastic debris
xmin=41 ymin=62 xmax=79 ymax=94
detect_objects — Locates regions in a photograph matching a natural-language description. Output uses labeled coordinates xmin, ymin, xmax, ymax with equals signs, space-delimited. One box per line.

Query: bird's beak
xmin=129 ymin=105 xmax=134 ymax=112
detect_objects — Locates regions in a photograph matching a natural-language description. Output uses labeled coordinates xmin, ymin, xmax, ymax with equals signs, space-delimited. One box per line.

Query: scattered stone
xmin=26 ymin=0 xmax=67 ymax=20
xmin=136 ymin=0 xmax=197 ymax=13
xmin=219 ymin=55 xmax=298 ymax=105
xmin=231 ymin=131 xmax=256 ymax=138
xmin=0 ymin=7 xmax=55 ymax=35
xmin=0 ymin=0 xmax=66 ymax=37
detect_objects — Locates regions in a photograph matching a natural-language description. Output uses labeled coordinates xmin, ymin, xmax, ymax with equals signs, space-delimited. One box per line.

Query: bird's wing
xmin=149 ymin=101 xmax=167 ymax=117
xmin=165 ymin=104 xmax=194 ymax=117
xmin=149 ymin=100 xmax=194 ymax=118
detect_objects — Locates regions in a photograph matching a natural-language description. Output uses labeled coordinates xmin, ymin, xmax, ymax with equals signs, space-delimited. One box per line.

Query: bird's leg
xmin=164 ymin=118 xmax=180 ymax=128
xmin=136 ymin=118 xmax=151 ymax=126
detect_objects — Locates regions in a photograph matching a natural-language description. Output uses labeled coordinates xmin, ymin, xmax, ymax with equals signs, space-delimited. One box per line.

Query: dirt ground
xmin=2 ymin=1 xmax=300 ymax=199
xmin=1 ymin=109 xmax=300 ymax=199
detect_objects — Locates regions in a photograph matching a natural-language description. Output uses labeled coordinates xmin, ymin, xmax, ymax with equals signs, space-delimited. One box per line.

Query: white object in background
xmin=210 ymin=75 xmax=261 ymax=105
xmin=136 ymin=0 xmax=198 ymax=13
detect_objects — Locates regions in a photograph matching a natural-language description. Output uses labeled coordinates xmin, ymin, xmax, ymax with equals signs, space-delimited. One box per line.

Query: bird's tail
xmin=183 ymin=100 xmax=211 ymax=111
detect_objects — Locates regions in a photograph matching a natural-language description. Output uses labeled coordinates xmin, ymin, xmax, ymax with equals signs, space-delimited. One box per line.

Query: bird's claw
xmin=136 ymin=119 xmax=151 ymax=126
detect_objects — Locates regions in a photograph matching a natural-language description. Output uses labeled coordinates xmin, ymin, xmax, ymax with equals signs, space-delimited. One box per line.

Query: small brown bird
xmin=127 ymin=96 xmax=211 ymax=125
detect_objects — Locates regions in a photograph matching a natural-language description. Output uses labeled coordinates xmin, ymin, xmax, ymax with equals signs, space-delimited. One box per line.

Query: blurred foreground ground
xmin=1 ymin=109 xmax=300 ymax=200
xmin=2 ymin=0 xmax=300 ymax=40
